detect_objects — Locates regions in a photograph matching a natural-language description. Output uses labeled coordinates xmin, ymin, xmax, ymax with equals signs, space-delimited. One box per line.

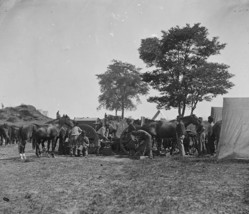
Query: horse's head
xmin=182 ymin=114 xmax=202 ymax=127
xmin=59 ymin=115 xmax=74 ymax=128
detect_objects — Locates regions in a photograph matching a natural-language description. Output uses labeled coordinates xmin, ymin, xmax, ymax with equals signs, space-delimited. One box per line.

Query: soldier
xmin=69 ymin=122 xmax=82 ymax=156
xmin=197 ymin=117 xmax=206 ymax=156
xmin=96 ymin=123 xmax=108 ymax=155
xmin=176 ymin=115 xmax=186 ymax=157
xmin=206 ymin=116 xmax=215 ymax=156
xmin=130 ymin=129 xmax=153 ymax=159
xmin=127 ymin=118 xmax=136 ymax=133
xmin=76 ymin=130 xmax=89 ymax=157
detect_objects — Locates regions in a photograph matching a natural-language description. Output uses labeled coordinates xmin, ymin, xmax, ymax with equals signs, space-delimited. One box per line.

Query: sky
xmin=0 ymin=0 xmax=248 ymax=120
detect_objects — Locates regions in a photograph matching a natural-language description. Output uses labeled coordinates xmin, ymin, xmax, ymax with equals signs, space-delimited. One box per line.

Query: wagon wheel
xmin=78 ymin=124 xmax=99 ymax=153
xmin=119 ymin=127 xmax=134 ymax=155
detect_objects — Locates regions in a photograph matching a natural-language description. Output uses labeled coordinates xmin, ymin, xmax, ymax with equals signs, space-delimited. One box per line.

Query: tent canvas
xmin=217 ymin=98 xmax=249 ymax=160
xmin=211 ymin=107 xmax=222 ymax=123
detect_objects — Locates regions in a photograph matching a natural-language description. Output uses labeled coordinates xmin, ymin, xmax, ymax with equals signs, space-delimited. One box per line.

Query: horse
xmin=57 ymin=126 xmax=71 ymax=155
xmin=18 ymin=124 xmax=37 ymax=160
xmin=8 ymin=125 xmax=20 ymax=144
xmin=33 ymin=115 xmax=74 ymax=158
xmin=145 ymin=115 xmax=202 ymax=154
xmin=0 ymin=124 xmax=11 ymax=145
xmin=120 ymin=115 xmax=202 ymax=155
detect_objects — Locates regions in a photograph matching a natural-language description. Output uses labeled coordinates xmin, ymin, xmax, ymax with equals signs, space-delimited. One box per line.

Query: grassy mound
xmin=0 ymin=104 xmax=51 ymax=126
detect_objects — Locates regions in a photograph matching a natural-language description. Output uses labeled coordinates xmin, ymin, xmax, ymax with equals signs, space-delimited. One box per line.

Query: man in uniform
xmin=196 ymin=117 xmax=206 ymax=156
xmin=127 ymin=118 xmax=136 ymax=133
xmin=130 ymin=129 xmax=153 ymax=159
xmin=96 ymin=123 xmax=109 ymax=155
xmin=206 ymin=116 xmax=215 ymax=156
xmin=69 ymin=122 xmax=82 ymax=156
xmin=77 ymin=130 xmax=90 ymax=157
xmin=176 ymin=115 xmax=186 ymax=157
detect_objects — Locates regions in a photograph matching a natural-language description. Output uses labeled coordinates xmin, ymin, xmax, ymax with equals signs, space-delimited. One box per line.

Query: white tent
xmin=211 ymin=107 xmax=223 ymax=123
xmin=217 ymin=98 xmax=249 ymax=160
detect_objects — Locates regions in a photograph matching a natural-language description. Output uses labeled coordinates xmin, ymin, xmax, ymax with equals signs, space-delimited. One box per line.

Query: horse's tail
xmin=32 ymin=138 xmax=36 ymax=150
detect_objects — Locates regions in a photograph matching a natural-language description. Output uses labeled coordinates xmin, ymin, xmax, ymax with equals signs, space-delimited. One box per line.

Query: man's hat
xmin=208 ymin=116 xmax=214 ymax=121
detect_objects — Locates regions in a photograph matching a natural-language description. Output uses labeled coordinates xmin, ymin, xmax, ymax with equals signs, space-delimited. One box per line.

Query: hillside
xmin=0 ymin=104 xmax=52 ymax=126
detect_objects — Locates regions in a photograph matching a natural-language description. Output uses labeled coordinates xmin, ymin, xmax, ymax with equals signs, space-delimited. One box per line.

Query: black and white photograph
xmin=0 ymin=0 xmax=249 ymax=213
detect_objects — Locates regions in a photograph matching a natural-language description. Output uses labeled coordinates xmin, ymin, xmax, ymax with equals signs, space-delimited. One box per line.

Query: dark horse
xmin=19 ymin=124 xmax=37 ymax=160
xmin=0 ymin=124 xmax=10 ymax=145
xmin=120 ymin=115 xmax=202 ymax=155
xmin=33 ymin=115 xmax=74 ymax=158
xmin=143 ymin=115 xmax=202 ymax=154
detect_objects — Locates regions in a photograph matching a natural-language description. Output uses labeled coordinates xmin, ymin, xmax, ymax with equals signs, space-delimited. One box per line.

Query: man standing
xmin=77 ymin=130 xmax=90 ymax=157
xmin=127 ymin=119 xmax=136 ymax=133
xmin=130 ymin=129 xmax=153 ymax=159
xmin=69 ymin=122 xmax=82 ymax=156
xmin=197 ymin=117 xmax=206 ymax=156
xmin=176 ymin=115 xmax=186 ymax=157
xmin=96 ymin=123 xmax=109 ymax=155
xmin=206 ymin=116 xmax=215 ymax=156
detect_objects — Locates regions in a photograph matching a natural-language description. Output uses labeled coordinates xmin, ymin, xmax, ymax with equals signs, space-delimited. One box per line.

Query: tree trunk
xmin=178 ymin=102 xmax=186 ymax=117
xmin=121 ymin=109 xmax=124 ymax=119
xmin=178 ymin=102 xmax=181 ymax=116
xmin=182 ymin=104 xmax=186 ymax=116
xmin=121 ymin=98 xmax=125 ymax=119
xmin=191 ymin=100 xmax=198 ymax=115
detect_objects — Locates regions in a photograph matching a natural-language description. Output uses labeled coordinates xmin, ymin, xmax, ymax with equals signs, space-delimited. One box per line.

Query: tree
xmin=139 ymin=23 xmax=234 ymax=116
xmin=96 ymin=60 xmax=149 ymax=118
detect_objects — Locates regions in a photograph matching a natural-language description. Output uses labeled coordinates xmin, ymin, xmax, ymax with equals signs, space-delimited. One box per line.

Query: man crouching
xmin=130 ymin=130 xmax=153 ymax=159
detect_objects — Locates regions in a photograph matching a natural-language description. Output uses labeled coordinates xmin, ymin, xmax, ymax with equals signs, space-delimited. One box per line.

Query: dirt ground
xmin=1 ymin=143 xmax=249 ymax=214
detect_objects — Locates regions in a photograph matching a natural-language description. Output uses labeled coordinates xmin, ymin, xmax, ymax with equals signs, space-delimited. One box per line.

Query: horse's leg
xmin=170 ymin=138 xmax=177 ymax=155
xmin=157 ymin=138 xmax=162 ymax=155
xmin=35 ymin=139 xmax=41 ymax=157
xmin=53 ymin=137 xmax=58 ymax=152
xmin=18 ymin=140 xmax=24 ymax=160
xmin=58 ymin=136 xmax=64 ymax=155
xmin=170 ymin=139 xmax=174 ymax=155
xmin=51 ymin=138 xmax=57 ymax=158
xmin=18 ymin=139 xmax=26 ymax=160
xmin=58 ymin=136 xmax=63 ymax=155
xmin=22 ymin=140 xmax=27 ymax=160
xmin=46 ymin=140 xmax=50 ymax=153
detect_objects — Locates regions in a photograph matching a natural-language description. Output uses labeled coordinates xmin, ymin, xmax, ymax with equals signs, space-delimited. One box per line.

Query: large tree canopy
xmin=139 ymin=23 xmax=234 ymax=116
xmin=96 ymin=60 xmax=149 ymax=118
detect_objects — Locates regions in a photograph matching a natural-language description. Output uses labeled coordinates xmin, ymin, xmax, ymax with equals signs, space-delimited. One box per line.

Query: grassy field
xmin=1 ymin=143 xmax=249 ymax=214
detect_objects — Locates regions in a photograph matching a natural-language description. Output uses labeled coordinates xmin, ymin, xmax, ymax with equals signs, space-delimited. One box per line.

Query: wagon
xmin=74 ymin=117 xmax=100 ymax=154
